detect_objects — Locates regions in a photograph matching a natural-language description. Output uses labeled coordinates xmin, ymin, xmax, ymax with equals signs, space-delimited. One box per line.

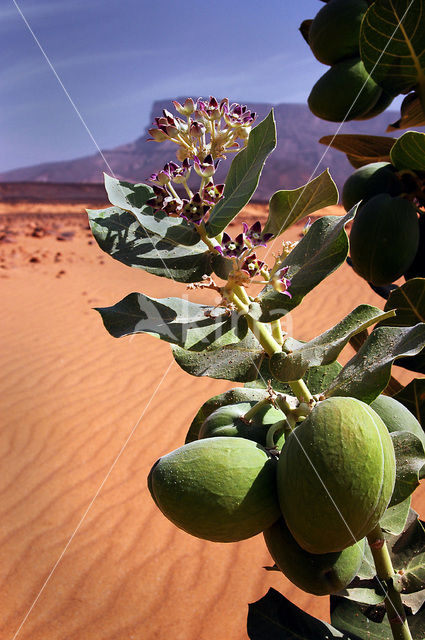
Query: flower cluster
xmin=146 ymin=159 xmax=224 ymax=225
xmin=215 ymin=222 xmax=292 ymax=296
xmin=148 ymin=97 xmax=257 ymax=163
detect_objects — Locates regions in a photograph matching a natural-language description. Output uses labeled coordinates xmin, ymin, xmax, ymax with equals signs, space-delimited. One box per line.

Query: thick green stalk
xmin=230 ymin=287 xmax=313 ymax=404
xmin=243 ymin=398 xmax=274 ymax=422
xmin=367 ymin=525 xmax=413 ymax=640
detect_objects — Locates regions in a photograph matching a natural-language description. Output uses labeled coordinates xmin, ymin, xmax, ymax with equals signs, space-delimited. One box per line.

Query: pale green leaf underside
xmin=96 ymin=292 xmax=247 ymax=351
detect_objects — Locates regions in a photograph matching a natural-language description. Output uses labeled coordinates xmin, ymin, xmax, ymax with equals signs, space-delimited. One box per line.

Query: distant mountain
xmin=0 ymin=100 xmax=419 ymax=199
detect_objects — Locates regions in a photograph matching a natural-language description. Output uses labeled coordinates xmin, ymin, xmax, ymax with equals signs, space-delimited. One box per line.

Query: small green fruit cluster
xmin=148 ymin=394 xmax=406 ymax=596
xmin=342 ymin=162 xmax=420 ymax=285
xmin=306 ymin=0 xmax=393 ymax=122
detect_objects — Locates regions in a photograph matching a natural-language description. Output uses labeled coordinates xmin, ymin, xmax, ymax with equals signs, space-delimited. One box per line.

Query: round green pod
xmin=371 ymin=395 xmax=425 ymax=450
xmin=308 ymin=58 xmax=383 ymax=122
xmin=309 ymin=0 xmax=368 ymax=65
xmin=264 ymin=517 xmax=365 ymax=595
xmin=354 ymin=90 xmax=395 ymax=120
xmin=277 ymin=397 xmax=396 ymax=554
xmin=349 ymin=194 xmax=419 ymax=285
xmin=342 ymin=162 xmax=402 ymax=211
xmin=198 ymin=402 xmax=285 ymax=449
xmin=148 ymin=437 xmax=281 ymax=543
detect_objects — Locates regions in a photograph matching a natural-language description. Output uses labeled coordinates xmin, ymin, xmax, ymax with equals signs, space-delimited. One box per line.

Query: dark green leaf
xmin=185 ymin=387 xmax=270 ymax=443
xmin=381 ymin=497 xmax=412 ymax=535
xmin=269 ymin=305 xmax=394 ymax=382
xmin=263 ymin=170 xmax=338 ymax=237
xmin=391 ymin=132 xmax=425 ymax=172
xmin=95 ymin=292 xmax=247 ymax=351
xmin=325 ymin=324 xmax=425 ymax=403
xmin=388 ymin=92 xmax=425 ymax=131
xmin=206 ymin=110 xmax=276 ymax=237
xmin=360 ymin=0 xmax=425 ymax=99
xmin=259 ymin=210 xmax=355 ymax=321
xmin=389 ymin=432 xmax=425 ymax=506
xmin=383 ymin=279 xmax=425 ymax=327
xmin=318 ymin=135 xmax=395 ymax=168
xmin=87 ymin=206 xmax=212 ymax=283
xmin=246 ymin=361 xmax=342 ymax=394
xmin=248 ymin=588 xmax=359 ymax=640
xmin=332 ymin=594 xmax=425 ymax=640
xmin=172 ymin=331 xmax=267 ymax=382
xmin=394 ymin=378 xmax=425 ymax=426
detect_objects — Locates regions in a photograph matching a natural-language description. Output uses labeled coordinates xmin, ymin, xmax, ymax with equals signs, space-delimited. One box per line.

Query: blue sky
xmin=1 ymin=1 xmax=368 ymax=172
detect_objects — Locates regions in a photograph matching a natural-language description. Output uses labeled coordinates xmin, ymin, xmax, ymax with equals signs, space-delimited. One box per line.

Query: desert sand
xmin=0 ymin=199 xmax=423 ymax=640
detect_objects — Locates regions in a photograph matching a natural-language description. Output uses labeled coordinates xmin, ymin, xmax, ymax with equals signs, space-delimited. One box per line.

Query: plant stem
xmin=271 ymin=319 xmax=284 ymax=345
xmin=230 ymin=286 xmax=314 ymax=404
xmin=367 ymin=524 xmax=413 ymax=640
xmin=289 ymin=378 xmax=313 ymax=403
xmin=243 ymin=398 xmax=273 ymax=422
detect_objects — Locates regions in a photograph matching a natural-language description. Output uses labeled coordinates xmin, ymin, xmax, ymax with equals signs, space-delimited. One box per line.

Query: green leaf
xmin=360 ymin=0 xmax=425 ymax=100
xmin=104 ymin=173 xmax=153 ymax=212
xmin=388 ymin=92 xmax=425 ymax=131
xmin=403 ymin=552 xmax=425 ymax=594
xmin=380 ymin=496 xmax=412 ymax=535
xmin=206 ymin=110 xmax=276 ymax=237
xmin=319 ymin=135 xmax=395 ymax=169
xmin=172 ymin=331 xmax=267 ymax=382
xmin=245 ymin=361 xmax=342 ymax=394
xmin=339 ymin=581 xmax=386 ymax=607
xmin=389 ymin=432 xmax=425 ymax=506
xmin=263 ymin=170 xmax=338 ymax=237
xmin=269 ymin=305 xmax=395 ymax=383
xmin=383 ymin=279 xmax=425 ymax=327
xmin=325 ymin=324 xmax=425 ymax=403
xmin=390 ymin=132 xmax=425 ymax=172
xmin=95 ymin=293 xmax=247 ymax=351
xmin=104 ymin=174 xmax=200 ymax=246
xmin=185 ymin=387 xmax=270 ymax=443
xmin=394 ymin=378 xmax=425 ymax=426
xmin=87 ymin=206 xmax=212 ymax=283
xmin=331 ymin=598 xmax=387 ymax=640
xmin=259 ymin=210 xmax=355 ymax=321
xmin=248 ymin=588 xmax=359 ymax=640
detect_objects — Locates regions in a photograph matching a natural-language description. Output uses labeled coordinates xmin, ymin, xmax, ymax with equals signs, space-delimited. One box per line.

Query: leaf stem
xmin=230 ymin=286 xmax=313 ymax=404
xmin=367 ymin=524 xmax=413 ymax=640
xmin=243 ymin=397 xmax=273 ymax=422
xmin=271 ymin=319 xmax=284 ymax=345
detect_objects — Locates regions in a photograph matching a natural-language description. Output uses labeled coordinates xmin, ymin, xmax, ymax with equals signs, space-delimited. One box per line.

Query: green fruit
xmin=354 ymin=90 xmax=395 ymax=120
xmin=309 ymin=0 xmax=368 ymax=65
xmin=198 ymin=402 xmax=285 ymax=449
xmin=371 ymin=395 xmax=425 ymax=450
xmin=186 ymin=387 xmax=269 ymax=443
xmin=148 ymin=437 xmax=281 ymax=542
xmin=277 ymin=397 xmax=396 ymax=554
xmin=342 ymin=162 xmax=402 ymax=211
xmin=264 ymin=517 xmax=365 ymax=595
xmin=308 ymin=58 xmax=383 ymax=122
xmin=349 ymin=194 xmax=419 ymax=285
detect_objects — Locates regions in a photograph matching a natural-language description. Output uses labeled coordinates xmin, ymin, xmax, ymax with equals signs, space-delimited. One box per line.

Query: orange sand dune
xmin=0 ymin=203 xmax=423 ymax=640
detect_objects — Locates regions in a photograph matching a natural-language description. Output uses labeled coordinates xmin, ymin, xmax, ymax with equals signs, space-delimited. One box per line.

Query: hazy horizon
xmin=2 ymin=0 xmax=395 ymax=174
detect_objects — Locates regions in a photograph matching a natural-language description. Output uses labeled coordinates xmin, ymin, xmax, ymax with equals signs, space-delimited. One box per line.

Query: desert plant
xmin=87 ymin=2 xmax=425 ymax=638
